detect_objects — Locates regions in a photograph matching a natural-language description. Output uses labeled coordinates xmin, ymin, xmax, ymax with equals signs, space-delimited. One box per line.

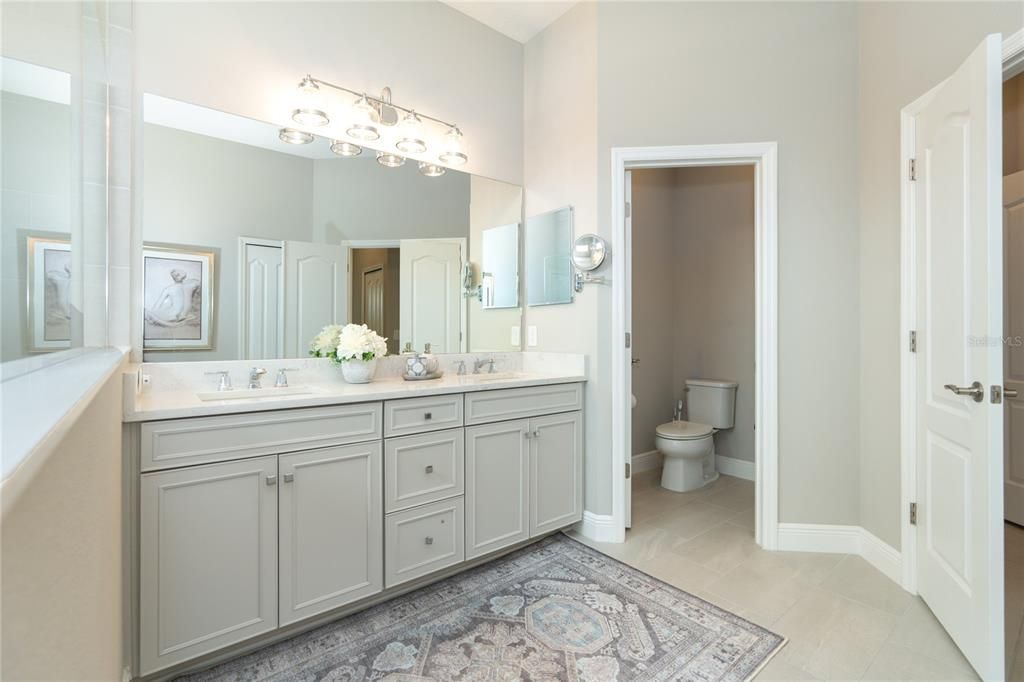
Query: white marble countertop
xmin=124 ymin=353 xmax=586 ymax=422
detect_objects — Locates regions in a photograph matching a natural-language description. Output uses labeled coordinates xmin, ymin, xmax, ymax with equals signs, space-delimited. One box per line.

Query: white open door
xmin=912 ymin=34 xmax=1003 ymax=680
xmin=1005 ymin=171 xmax=1024 ymax=525
xmin=283 ymin=240 xmax=348 ymax=357
xmin=625 ymin=170 xmax=633 ymax=529
xmin=399 ymin=239 xmax=465 ymax=353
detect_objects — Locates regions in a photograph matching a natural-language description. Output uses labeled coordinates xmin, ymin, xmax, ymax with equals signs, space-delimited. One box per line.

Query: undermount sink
xmin=196 ymin=386 xmax=318 ymax=402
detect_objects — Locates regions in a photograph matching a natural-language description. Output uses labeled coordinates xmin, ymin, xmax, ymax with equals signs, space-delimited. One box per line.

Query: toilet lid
xmin=656 ymin=420 xmax=713 ymax=440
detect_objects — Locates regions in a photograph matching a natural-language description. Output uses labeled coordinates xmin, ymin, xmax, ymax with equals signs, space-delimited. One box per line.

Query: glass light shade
xmin=438 ymin=125 xmax=467 ymax=166
xmin=292 ymin=107 xmax=329 ymax=127
xmin=395 ymin=111 xmax=427 ymax=154
xmin=330 ymin=140 xmax=362 ymax=157
xmin=418 ymin=161 xmax=446 ymax=177
xmin=347 ymin=94 xmax=380 ymax=141
xmin=279 ymin=128 xmax=314 ymax=145
xmin=376 ymin=151 xmax=405 ymax=168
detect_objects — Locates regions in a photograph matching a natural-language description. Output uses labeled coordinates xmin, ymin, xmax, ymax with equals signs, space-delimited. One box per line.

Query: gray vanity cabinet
xmin=465 ymin=419 xmax=531 ymax=559
xmin=278 ymin=442 xmax=383 ymax=626
xmin=530 ymin=411 xmax=584 ymax=536
xmin=140 ymin=456 xmax=279 ymax=675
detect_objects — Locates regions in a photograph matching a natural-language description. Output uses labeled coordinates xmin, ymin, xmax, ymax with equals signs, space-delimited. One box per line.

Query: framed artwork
xmin=27 ymin=236 xmax=72 ymax=352
xmin=143 ymin=244 xmax=216 ymax=350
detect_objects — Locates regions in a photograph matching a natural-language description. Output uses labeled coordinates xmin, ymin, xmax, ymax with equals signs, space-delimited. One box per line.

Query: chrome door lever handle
xmin=944 ymin=381 xmax=984 ymax=402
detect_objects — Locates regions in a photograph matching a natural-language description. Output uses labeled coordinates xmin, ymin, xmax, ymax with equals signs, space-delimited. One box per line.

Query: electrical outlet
xmin=527 ymin=326 xmax=538 ymax=347
xmin=511 ymin=325 xmax=521 ymax=346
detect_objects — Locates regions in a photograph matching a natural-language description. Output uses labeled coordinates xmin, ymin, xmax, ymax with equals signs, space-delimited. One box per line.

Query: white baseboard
xmin=631 ymin=450 xmax=662 ymax=473
xmin=578 ymin=511 xmax=623 ymax=543
xmin=716 ymin=455 xmax=755 ymax=481
xmin=777 ymin=523 xmax=905 ymax=590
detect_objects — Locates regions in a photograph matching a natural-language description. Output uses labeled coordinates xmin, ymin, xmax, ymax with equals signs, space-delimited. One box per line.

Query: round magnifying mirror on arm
xmin=572 ymin=234 xmax=608 ymax=292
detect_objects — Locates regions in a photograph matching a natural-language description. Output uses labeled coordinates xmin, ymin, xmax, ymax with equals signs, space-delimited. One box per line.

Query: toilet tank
xmin=685 ymin=379 xmax=738 ymax=428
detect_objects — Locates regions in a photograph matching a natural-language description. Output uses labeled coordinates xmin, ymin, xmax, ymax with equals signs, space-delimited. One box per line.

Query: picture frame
xmin=26 ymin=236 xmax=72 ymax=352
xmin=143 ymin=244 xmax=216 ymax=350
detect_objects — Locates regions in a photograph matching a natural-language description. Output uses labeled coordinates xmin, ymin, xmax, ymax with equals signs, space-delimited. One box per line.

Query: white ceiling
xmin=441 ymin=1 xmax=577 ymax=44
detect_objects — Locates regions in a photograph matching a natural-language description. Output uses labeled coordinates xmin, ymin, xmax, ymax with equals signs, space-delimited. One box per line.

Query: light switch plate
xmin=511 ymin=325 xmax=521 ymax=346
xmin=527 ymin=326 xmax=538 ymax=347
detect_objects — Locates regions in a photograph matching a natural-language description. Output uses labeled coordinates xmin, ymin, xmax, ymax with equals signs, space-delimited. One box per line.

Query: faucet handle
xmin=456 ymin=360 xmax=466 ymax=375
xmin=204 ymin=370 xmax=232 ymax=391
xmin=275 ymin=368 xmax=300 ymax=388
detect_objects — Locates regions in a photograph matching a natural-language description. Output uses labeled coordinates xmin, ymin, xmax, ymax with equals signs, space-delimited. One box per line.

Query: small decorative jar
xmin=341 ymin=357 xmax=377 ymax=384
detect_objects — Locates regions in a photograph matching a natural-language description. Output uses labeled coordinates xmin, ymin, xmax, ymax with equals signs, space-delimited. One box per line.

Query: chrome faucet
xmin=456 ymin=360 xmax=467 ymax=375
xmin=248 ymin=367 xmax=267 ymax=389
xmin=473 ymin=357 xmax=495 ymax=374
xmin=204 ymin=370 xmax=232 ymax=391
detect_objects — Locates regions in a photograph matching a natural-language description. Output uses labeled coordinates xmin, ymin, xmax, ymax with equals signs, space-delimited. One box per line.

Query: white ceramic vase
xmin=341 ymin=358 xmax=377 ymax=384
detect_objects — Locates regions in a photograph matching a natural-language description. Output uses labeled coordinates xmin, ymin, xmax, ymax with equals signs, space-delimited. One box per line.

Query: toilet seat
xmin=655 ymin=420 xmax=713 ymax=441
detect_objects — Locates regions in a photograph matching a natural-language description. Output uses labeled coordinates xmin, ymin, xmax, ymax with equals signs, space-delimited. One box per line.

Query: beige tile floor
xmin=569 ymin=469 xmax=981 ymax=680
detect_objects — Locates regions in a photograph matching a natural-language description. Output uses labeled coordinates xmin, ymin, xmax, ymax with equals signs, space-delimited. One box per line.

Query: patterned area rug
xmin=180 ymin=534 xmax=784 ymax=681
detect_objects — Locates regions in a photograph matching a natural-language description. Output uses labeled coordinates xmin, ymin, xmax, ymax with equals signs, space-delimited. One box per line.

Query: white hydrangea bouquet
xmin=310 ymin=323 xmax=388 ymax=384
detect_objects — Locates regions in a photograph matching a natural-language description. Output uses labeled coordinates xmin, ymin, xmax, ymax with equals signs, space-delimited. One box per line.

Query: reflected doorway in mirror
xmin=26 ymin=236 xmax=72 ymax=352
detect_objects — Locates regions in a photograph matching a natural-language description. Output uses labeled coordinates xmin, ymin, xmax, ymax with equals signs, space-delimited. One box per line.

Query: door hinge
xmin=625 ymin=462 xmax=631 ymax=479
xmin=625 ymin=201 xmax=631 ymax=218
xmin=908 ymin=158 xmax=917 ymax=181
xmin=909 ymin=502 xmax=917 ymax=526
xmin=625 ymin=332 xmax=631 ymax=349
xmin=908 ymin=330 xmax=917 ymax=353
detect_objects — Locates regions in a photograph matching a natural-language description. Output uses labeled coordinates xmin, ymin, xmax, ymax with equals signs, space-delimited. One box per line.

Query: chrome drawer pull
xmin=424 ymin=536 xmax=434 ymax=545
xmin=283 ymin=473 xmax=294 ymax=483
xmin=425 ymin=465 xmax=434 ymax=474
xmin=424 ymin=412 xmax=432 ymax=420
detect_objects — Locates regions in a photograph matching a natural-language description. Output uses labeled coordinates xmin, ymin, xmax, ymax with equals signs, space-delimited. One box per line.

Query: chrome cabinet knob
xmin=283 ymin=473 xmax=294 ymax=483
xmin=943 ymin=381 xmax=984 ymax=402
xmin=424 ymin=536 xmax=434 ymax=545
xmin=266 ymin=474 xmax=277 ymax=486
xmin=425 ymin=465 xmax=434 ymax=474
xmin=424 ymin=412 xmax=432 ymax=420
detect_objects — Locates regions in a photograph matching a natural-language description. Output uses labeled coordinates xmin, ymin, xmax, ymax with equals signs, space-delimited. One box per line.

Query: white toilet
xmin=656 ymin=379 xmax=737 ymax=492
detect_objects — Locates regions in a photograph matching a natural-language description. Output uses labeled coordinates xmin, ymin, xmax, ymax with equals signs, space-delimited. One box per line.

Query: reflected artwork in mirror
xmin=525 ymin=206 xmax=574 ymax=306
xmin=1 ymin=58 xmax=76 ymax=361
xmin=141 ymin=94 xmax=523 ymax=361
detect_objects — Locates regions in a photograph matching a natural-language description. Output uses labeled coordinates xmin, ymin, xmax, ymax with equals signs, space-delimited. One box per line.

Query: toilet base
xmin=661 ymin=454 xmax=718 ymax=493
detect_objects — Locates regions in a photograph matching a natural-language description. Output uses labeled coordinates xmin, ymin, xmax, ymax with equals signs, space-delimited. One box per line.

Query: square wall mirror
xmin=525 ymin=206 xmax=573 ymax=306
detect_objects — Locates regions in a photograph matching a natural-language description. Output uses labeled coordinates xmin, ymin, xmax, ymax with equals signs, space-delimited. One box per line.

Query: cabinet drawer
xmin=384 ymin=394 xmax=463 ymax=437
xmin=385 ymin=428 xmax=465 ymax=513
xmin=385 ymin=497 xmax=465 ymax=587
xmin=141 ymin=403 xmax=382 ymax=472
xmin=465 ymin=383 xmax=582 ymax=425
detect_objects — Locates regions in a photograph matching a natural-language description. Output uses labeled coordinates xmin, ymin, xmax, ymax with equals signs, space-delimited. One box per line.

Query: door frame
xmin=899 ymin=29 xmax=1024 ymax=594
xmin=610 ymin=142 xmax=779 ymax=548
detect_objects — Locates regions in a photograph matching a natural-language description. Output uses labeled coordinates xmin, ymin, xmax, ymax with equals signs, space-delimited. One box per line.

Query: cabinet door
xmin=465 ymin=419 xmax=530 ymax=559
xmin=530 ymin=411 xmax=583 ymax=536
xmin=279 ymin=442 xmax=383 ymax=626
xmin=140 ymin=456 xmax=278 ymax=676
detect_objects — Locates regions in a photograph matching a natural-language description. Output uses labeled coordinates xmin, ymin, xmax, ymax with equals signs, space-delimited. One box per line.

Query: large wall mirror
xmin=141 ymin=94 xmax=523 ymax=362
xmin=1 ymin=57 xmax=78 ymax=362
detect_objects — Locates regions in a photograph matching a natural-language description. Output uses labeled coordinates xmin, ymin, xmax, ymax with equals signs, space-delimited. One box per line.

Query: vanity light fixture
xmin=418 ymin=161 xmax=446 ymax=177
xmin=438 ymin=125 xmax=468 ymax=166
xmin=292 ymin=74 xmax=469 ymax=167
xmin=292 ymin=74 xmax=329 ymax=126
xmin=347 ymin=94 xmax=381 ymax=141
xmin=395 ymin=110 xmax=427 ymax=154
xmin=279 ymin=127 xmax=314 ymax=145
xmin=376 ymin=151 xmax=406 ymax=168
xmin=330 ymin=140 xmax=362 ymax=157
